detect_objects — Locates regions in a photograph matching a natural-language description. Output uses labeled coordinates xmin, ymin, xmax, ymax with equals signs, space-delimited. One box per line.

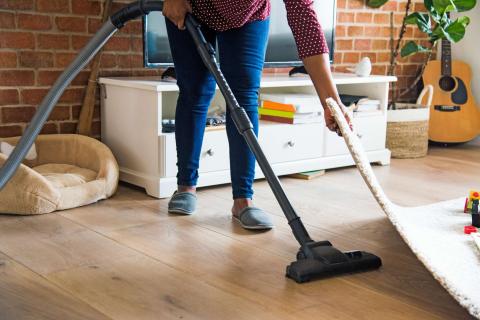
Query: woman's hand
xmin=323 ymin=100 xmax=353 ymax=136
xmin=163 ymin=0 xmax=192 ymax=30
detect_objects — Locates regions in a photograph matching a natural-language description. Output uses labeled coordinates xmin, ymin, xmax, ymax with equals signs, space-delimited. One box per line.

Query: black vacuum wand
xmin=184 ymin=12 xmax=381 ymax=283
xmin=0 ymin=0 xmax=381 ymax=283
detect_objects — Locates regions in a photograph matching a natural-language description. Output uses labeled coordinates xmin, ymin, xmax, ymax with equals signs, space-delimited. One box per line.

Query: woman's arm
xmin=283 ymin=0 xmax=352 ymax=133
xmin=303 ymin=54 xmax=351 ymax=133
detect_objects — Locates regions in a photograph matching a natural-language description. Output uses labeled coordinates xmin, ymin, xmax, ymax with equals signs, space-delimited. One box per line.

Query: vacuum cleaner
xmin=0 ymin=0 xmax=382 ymax=283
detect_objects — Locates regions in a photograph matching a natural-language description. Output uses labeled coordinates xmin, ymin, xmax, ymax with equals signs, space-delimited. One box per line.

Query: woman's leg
xmin=217 ymin=19 xmax=270 ymax=209
xmin=165 ymin=19 xmax=217 ymax=191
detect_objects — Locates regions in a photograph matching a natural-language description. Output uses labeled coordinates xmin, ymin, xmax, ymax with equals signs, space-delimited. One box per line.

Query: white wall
xmin=452 ymin=7 xmax=480 ymax=103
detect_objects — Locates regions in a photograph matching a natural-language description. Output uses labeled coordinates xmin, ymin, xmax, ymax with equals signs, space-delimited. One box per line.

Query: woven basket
xmin=386 ymin=86 xmax=433 ymax=159
xmin=386 ymin=106 xmax=429 ymax=158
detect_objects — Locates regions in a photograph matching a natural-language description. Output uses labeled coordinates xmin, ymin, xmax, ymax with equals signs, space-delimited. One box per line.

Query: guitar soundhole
xmin=439 ymin=76 xmax=456 ymax=92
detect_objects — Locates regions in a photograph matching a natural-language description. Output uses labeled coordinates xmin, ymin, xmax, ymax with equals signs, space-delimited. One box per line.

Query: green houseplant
xmin=366 ymin=0 xmax=476 ymax=158
xmin=367 ymin=0 xmax=476 ymax=104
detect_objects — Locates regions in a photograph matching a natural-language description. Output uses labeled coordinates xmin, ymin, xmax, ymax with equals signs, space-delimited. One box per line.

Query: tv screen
xmin=143 ymin=0 xmax=336 ymax=68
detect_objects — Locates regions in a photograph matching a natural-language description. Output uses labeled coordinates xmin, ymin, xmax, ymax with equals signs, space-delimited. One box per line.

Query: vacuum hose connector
xmin=111 ymin=0 xmax=163 ymax=28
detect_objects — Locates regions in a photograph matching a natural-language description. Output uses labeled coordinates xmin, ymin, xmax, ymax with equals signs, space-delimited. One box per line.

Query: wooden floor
xmin=1 ymin=139 xmax=479 ymax=320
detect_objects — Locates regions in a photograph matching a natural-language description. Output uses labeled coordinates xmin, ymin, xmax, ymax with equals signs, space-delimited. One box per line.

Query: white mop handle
xmin=325 ymin=97 xmax=393 ymax=211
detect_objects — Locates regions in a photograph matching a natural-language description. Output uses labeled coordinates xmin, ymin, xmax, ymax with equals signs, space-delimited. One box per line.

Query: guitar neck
xmin=441 ymin=39 xmax=452 ymax=76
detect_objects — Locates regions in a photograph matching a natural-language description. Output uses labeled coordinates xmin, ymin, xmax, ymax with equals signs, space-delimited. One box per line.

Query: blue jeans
xmin=166 ymin=18 xmax=270 ymax=199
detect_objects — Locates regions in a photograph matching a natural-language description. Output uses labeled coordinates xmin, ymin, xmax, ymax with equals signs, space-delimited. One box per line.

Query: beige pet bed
xmin=0 ymin=134 xmax=119 ymax=215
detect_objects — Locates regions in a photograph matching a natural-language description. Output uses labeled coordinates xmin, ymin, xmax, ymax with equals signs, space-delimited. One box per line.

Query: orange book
xmin=260 ymin=100 xmax=296 ymax=112
xmin=260 ymin=114 xmax=322 ymax=124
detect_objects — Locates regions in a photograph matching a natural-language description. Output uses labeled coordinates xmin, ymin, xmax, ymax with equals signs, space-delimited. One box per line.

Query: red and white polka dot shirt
xmin=191 ymin=0 xmax=329 ymax=59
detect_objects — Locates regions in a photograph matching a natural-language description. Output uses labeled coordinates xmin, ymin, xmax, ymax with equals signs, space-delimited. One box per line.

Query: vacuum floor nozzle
xmin=286 ymin=241 xmax=382 ymax=283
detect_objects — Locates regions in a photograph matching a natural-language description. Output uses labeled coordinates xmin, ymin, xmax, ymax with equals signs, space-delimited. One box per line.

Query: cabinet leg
xmin=144 ymin=181 xmax=161 ymax=198
xmin=145 ymin=179 xmax=177 ymax=199
xmin=377 ymin=159 xmax=390 ymax=166
xmin=376 ymin=155 xmax=391 ymax=166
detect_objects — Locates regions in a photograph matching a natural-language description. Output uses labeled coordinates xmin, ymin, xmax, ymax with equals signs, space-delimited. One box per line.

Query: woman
xmin=164 ymin=0 xmax=351 ymax=230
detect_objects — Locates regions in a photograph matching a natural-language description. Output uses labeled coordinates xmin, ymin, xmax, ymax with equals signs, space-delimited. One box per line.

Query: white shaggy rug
xmin=326 ymin=98 xmax=480 ymax=319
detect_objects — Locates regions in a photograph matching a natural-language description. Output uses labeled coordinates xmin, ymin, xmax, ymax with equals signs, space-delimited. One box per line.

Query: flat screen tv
xmin=143 ymin=0 xmax=336 ymax=68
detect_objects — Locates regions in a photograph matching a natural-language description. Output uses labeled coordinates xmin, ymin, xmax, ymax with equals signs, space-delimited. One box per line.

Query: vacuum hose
xmin=0 ymin=0 xmax=314 ymax=249
xmin=0 ymin=1 xmax=163 ymax=190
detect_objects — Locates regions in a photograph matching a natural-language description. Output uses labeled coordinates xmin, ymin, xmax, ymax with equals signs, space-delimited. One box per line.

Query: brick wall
xmin=0 ymin=0 xmax=430 ymax=138
xmin=332 ymin=0 xmax=431 ymax=99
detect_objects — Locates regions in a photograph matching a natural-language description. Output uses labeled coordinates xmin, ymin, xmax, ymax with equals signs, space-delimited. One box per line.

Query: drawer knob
xmin=287 ymin=141 xmax=295 ymax=147
xmin=206 ymin=149 xmax=215 ymax=156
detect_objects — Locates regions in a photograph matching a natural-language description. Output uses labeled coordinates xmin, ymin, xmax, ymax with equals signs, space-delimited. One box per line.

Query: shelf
xmin=99 ymin=73 xmax=397 ymax=92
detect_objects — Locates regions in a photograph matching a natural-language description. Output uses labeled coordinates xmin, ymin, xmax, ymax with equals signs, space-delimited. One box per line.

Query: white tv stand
xmin=99 ymin=73 xmax=396 ymax=198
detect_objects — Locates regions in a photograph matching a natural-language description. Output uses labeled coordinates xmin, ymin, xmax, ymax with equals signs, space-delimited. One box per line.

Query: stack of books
xmin=339 ymin=94 xmax=382 ymax=117
xmin=258 ymin=93 xmax=323 ymax=124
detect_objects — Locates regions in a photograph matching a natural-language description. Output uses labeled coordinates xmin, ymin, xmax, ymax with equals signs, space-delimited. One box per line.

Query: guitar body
xmin=423 ymin=59 xmax=480 ymax=143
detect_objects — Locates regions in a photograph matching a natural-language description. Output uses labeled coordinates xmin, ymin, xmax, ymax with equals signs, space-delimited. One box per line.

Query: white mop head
xmin=326 ymin=98 xmax=480 ymax=319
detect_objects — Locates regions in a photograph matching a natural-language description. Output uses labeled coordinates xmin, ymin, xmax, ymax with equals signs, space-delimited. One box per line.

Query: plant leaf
xmin=425 ymin=0 xmax=434 ymax=12
xmin=401 ymin=41 xmax=431 ymax=57
xmin=445 ymin=18 xmax=468 ymax=41
xmin=367 ymin=0 xmax=389 ymax=8
xmin=432 ymin=24 xmax=449 ymax=39
xmin=425 ymin=0 xmax=442 ymax=22
xmin=433 ymin=0 xmax=457 ymax=14
xmin=453 ymin=0 xmax=477 ymax=11
xmin=457 ymin=15 xmax=471 ymax=27
xmin=404 ymin=12 xmax=432 ymax=33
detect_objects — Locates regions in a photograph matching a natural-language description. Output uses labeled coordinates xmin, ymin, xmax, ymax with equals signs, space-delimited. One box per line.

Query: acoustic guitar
xmin=422 ymin=39 xmax=480 ymax=143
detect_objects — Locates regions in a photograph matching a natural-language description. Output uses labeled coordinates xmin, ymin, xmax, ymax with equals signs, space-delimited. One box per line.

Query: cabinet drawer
xmin=259 ymin=122 xmax=324 ymax=164
xmin=159 ymin=130 xmax=230 ymax=177
xmin=161 ymin=122 xmax=327 ymax=177
xmin=324 ymin=115 xmax=386 ymax=156
xmin=198 ymin=130 xmax=230 ymax=173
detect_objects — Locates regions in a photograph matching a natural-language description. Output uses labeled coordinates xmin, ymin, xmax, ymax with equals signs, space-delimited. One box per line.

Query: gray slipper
xmin=234 ymin=207 xmax=274 ymax=230
xmin=168 ymin=191 xmax=197 ymax=215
